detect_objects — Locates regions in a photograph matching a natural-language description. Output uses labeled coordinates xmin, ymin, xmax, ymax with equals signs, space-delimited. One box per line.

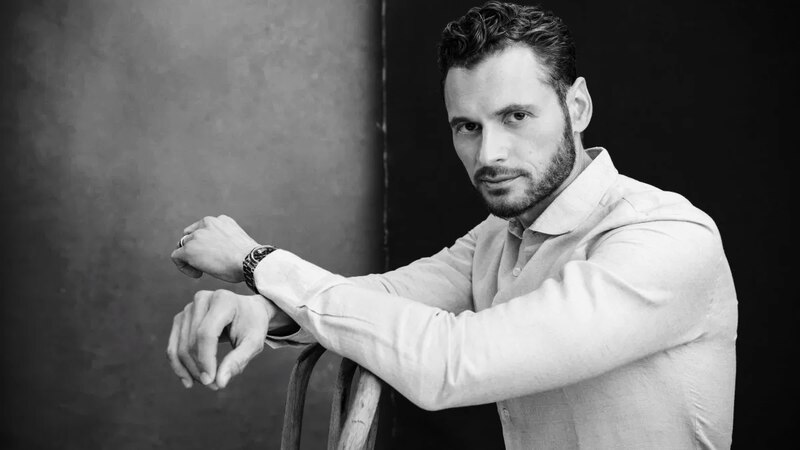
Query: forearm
xmin=348 ymin=263 xmax=473 ymax=314
xmin=346 ymin=224 xmax=483 ymax=313
xmin=253 ymin=250 xmax=554 ymax=410
xmin=262 ymin=263 xmax=471 ymax=348
xmin=255 ymin=252 xmax=472 ymax=409
xmin=260 ymin=257 xmax=471 ymax=347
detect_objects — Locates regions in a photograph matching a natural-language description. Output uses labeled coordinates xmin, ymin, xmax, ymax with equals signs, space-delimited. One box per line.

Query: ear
xmin=567 ymin=77 xmax=592 ymax=134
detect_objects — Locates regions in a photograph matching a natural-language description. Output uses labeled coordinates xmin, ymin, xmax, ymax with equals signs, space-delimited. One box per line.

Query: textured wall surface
xmin=1 ymin=0 xmax=382 ymax=448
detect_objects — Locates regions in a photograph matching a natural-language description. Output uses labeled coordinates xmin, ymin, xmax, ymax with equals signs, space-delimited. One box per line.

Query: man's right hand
xmin=171 ymin=215 xmax=260 ymax=283
xmin=166 ymin=289 xmax=276 ymax=389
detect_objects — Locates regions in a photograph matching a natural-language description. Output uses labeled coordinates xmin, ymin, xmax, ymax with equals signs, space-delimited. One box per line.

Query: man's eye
xmin=456 ymin=122 xmax=481 ymax=134
xmin=507 ymin=112 xmax=529 ymax=123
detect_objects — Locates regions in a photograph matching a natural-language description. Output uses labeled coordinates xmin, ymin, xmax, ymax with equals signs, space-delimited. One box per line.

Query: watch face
xmin=253 ymin=245 xmax=275 ymax=259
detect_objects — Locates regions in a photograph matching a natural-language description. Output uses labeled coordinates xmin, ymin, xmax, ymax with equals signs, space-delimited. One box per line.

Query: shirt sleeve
xmin=348 ymin=222 xmax=480 ymax=313
xmin=254 ymin=218 xmax=724 ymax=411
xmin=263 ymin=222 xmax=482 ymax=348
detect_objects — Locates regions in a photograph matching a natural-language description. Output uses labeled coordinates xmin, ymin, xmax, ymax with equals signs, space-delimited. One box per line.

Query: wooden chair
xmin=281 ymin=344 xmax=383 ymax=450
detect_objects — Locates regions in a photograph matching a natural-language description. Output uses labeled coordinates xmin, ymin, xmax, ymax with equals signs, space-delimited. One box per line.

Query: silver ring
xmin=178 ymin=234 xmax=190 ymax=248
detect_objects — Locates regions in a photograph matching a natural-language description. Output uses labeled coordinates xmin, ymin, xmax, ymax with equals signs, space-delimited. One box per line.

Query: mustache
xmin=473 ymin=165 xmax=529 ymax=184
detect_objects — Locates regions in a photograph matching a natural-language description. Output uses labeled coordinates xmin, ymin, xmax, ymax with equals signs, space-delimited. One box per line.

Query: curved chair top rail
xmin=281 ymin=344 xmax=383 ymax=450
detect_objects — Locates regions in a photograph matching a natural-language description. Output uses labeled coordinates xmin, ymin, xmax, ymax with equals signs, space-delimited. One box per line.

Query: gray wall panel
xmin=1 ymin=0 xmax=382 ymax=448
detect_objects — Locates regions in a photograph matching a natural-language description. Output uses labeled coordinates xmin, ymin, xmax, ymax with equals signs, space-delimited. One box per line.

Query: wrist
xmin=242 ymin=244 xmax=278 ymax=293
xmin=233 ymin=244 xmax=256 ymax=283
xmin=260 ymin=298 xmax=297 ymax=336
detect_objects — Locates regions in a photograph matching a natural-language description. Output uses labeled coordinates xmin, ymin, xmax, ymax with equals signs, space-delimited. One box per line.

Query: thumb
xmin=216 ymin=335 xmax=263 ymax=388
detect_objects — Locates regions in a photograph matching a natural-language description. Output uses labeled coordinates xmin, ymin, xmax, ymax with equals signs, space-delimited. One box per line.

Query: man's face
xmin=444 ymin=44 xmax=575 ymax=219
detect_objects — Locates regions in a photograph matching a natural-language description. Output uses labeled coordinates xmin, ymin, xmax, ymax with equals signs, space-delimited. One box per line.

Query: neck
xmin=516 ymin=141 xmax=592 ymax=228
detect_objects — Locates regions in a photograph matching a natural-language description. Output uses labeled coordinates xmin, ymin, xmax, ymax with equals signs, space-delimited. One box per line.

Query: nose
xmin=476 ymin=125 xmax=509 ymax=167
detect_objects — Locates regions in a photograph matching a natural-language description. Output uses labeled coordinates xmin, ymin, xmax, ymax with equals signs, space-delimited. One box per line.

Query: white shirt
xmin=258 ymin=148 xmax=737 ymax=449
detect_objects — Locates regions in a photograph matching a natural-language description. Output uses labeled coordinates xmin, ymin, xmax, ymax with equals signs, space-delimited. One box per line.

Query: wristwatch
xmin=243 ymin=244 xmax=277 ymax=293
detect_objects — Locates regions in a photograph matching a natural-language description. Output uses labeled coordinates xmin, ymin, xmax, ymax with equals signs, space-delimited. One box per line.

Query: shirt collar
xmin=509 ymin=147 xmax=618 ymax=237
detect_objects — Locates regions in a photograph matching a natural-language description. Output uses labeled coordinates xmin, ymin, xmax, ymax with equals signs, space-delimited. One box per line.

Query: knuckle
xmin=196 ymin=325 xmax=215 ymax=342
xmin=194 ymin=290 xmax=211 ymax=302
xmin=194 ymin=295 xmax=209 ymax=309
xmin=214 ymin=291 xmax=235 ymax=307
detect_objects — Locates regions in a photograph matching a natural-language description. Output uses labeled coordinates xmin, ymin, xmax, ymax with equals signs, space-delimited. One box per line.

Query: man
xmin=167 ymin=2 xmax=737 ymax=448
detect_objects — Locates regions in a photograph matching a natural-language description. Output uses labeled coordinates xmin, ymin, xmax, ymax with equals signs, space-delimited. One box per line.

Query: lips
xmin=474 ymin=166 xmax=525 ymax=190
xmin=481 ymin=175 xmax=517 ymax=183
xmin=480 ymin=175 xmax=519 ymax=189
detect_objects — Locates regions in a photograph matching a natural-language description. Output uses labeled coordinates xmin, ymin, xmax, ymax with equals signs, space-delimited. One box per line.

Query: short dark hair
xmin=437 ymin=1 xmax=576 ymax=101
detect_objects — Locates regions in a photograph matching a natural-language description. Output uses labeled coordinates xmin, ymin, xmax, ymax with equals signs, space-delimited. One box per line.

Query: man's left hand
xmin=171 ymin=215 xmax=259 ymax=283
xmin=166 ymin=289 xmax=275 ymax=389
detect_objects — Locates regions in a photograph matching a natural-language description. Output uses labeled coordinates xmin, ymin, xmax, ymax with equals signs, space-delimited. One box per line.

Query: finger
xmin=183 ymin=215 xmax=220 ymax=235
xmin=218 ymin=214 xmax=236 ymax=225
xmin=183 ymin=219 xmax=205 ymax=234
xmin=167 ymin=313 xmax=193 ymax=388
xmin=171 ymin=248 xmax=203 ymax=278
xmin=217 ymin=335 xmax=264 ymax=389
xmin=178 ymin=304 xmax=205 ymax=384
xmin=188 ymin=293 xmax=213 ymax=383
xmin=178 ymin=233 xmax=193 ymax=248
xmin=195 ymin=296 xmax=236 ymax=385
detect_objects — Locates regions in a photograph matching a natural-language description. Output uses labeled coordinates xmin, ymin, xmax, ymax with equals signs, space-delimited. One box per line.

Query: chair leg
xmin=336 ymin=366 xmax=383 ymax=450
xmin=364 ymin=403 xmax=380 ymax=450
xmin=280 ymin=344 xmax=327 ymax=450
xmin=328 ymin=358 xmax=358 ymax=450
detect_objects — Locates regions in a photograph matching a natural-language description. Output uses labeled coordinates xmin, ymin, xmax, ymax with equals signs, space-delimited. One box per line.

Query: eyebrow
xmin=448 ymin=103 xmax=537 ymax=128
xmin=494 ymin=103 xmax=536 ymax=118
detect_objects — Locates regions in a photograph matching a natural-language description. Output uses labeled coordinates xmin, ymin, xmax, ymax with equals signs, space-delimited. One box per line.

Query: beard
xmin=475 ymin=113 xmax=576 ymax=220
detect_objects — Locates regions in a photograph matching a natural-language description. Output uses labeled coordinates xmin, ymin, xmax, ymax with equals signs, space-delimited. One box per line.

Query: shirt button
xmin=502 ymin=408 xmax=511 ymax=419
xmin=512 ymin=267 xmax=521 ymax=277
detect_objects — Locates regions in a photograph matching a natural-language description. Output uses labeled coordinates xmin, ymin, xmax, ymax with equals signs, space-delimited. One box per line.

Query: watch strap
xmin=243 ymin=245 xmax=277 ymax=293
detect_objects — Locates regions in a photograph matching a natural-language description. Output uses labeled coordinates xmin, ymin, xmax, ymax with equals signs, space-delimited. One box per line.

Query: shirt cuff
xmin=264 ymin=327 xmax=316 ymax=349
xmin=254 ymin=249 xmax=348 ymax=344
xmin=254 ymin=249 xmax=347 ymax=304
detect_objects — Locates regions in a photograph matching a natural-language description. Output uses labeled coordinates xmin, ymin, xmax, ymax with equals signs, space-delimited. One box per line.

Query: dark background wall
xmin=385 ymin=0 xmax=796 ymax=449
xmin=0 ymin=0 xmax=382 ymax=448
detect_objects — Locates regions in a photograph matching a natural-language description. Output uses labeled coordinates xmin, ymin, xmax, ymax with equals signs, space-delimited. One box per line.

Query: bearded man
xmin=167 ymin=2 xmax=737 ymax=448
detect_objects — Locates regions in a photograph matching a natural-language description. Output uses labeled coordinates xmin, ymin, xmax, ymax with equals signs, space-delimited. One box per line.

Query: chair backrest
xmin=281 ymin=344 xmax=383 ymax=450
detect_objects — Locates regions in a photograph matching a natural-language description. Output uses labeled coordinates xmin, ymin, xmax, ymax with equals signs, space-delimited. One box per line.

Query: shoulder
xmin=591 ymin=174 xmax=724 ymax=262
xmin=604 ymin=175 xmax=718 ymax=231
